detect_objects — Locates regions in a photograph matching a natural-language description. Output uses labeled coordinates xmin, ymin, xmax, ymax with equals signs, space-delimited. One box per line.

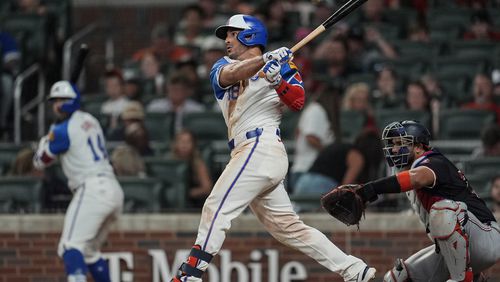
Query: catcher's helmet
xmin=381 ymin=120 xmax=431 ymax=168
xmin=48 ymin=81 xmax=81 ymax=114
xmin=215 ymin=14 xmax=267 ymax=50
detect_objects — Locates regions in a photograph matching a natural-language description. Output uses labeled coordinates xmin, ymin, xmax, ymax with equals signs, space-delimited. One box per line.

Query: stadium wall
xmin=0 ymin=213 xmax=499 ymax=282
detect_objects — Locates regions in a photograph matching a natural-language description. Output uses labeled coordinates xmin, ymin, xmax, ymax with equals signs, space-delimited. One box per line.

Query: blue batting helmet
xmin=215 ymin=14 xmax=267 ymax=50
xmin=381 ymin=120 xmax=431 ymax=168
xmin=48 ymin=81 xmax=81 ymax=114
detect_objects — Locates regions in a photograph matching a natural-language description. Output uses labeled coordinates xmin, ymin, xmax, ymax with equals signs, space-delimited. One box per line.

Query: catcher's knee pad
xmin=383 ymin=258 xmax=411 ymax=282
xmin=429 ymin=200 xmax=469 ymax=281
xmin=175 ymin=245 xmax=213 ymax=280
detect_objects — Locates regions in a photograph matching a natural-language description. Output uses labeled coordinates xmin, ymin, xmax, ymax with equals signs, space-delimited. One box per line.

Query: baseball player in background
xmin=353 ymin=120 xmax=500 ymax=282
xmin=171 ymin=14 xmax=376 ymax=282
xmin=33 ymin=81 xmax=124 ymax=282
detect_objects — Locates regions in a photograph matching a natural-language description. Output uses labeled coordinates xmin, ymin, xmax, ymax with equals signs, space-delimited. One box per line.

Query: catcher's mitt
xmin=320 ymin=184 xmax=366 ymax=227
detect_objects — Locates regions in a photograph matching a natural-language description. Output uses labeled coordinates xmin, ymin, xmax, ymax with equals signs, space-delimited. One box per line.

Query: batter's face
xmin=225 ymin=30 xmax=248 ymax=59
xmin=51 ymin=99 xmax=69 ymax=119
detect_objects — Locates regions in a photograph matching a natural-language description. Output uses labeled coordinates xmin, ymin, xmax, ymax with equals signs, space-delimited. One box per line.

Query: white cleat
xmin=347 ymin=266 xmax=376 ymax=282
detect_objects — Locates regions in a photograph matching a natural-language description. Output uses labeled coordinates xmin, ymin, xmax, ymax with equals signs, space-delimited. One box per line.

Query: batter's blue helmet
xmin=381 ymin=120 xmax=431 ymax=168
xmin=48 ymin=81 xmax=81 ymax=114
xmin=215 ymin=14 xmax=267 ymax=50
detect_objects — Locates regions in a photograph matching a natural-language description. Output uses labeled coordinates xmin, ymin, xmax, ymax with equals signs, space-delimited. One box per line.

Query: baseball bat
xmin=259 ymin=0 xmax=367 ymax=77
xmin=70 ymin=43 xmax=90 ymax=84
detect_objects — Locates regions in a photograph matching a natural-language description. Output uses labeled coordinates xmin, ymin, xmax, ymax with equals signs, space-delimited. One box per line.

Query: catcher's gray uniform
xmin=384 ymin=151 xmax=500 ymax=282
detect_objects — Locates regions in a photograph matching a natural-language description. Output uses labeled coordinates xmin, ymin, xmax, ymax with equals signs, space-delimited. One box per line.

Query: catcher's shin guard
xmin=173 ymin=245 xmax=213 ymax=281
xmin=429 ymin=200 xmax=470 ymax=282
xmin=383 ymin=258 xmax=411 ymax=282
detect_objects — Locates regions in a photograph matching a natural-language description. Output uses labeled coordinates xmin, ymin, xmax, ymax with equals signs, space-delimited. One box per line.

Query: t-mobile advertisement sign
xmin=103 ymin=249 xmax=308 ymax=282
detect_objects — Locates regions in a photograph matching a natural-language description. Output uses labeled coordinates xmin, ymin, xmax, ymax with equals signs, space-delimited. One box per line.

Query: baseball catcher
xmin=322 ymin=120 xmax=500 ymax=282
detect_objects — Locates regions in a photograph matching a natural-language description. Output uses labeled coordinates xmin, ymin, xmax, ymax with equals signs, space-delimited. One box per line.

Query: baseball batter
xmin=33 ymin=81 xmax=123 ymax=282
xmin=353 ymin=120 xmax=500 ymax=282
xmin=171 ymin=14 xmax=376 ymax=282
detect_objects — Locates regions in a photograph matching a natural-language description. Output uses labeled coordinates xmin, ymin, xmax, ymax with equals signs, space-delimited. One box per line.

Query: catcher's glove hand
xmin=320 ymin=184 xmax=367 ymax=227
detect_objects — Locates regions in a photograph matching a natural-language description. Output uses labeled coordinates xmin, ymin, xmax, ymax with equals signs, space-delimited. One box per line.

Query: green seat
xmin=144 ymin=112 xmax=174 ymax=142
xmin=376 ymin=109 xmax=431 ymax=130
xmin=340 ymin=110 xmax=366 ymax=142
xmin=449 ymin=41 xmax=497 ymax=58
xmin=347 ymin=73 xmax=376 ymax=88
xmin=118 ymin=177 xmax=163 ymax=213
xmin=439 ymin=109 xmax=495 ymax=139
xmin=280 ymin=111 xmax=300 ymax=141
xmin=463 ymin=158 xmax=500 ymax=177
xmin=432 ymin=56 xmax=486 ymax=79
xmin=427 ymin=8 xmax=471 ymax=31
xmin=183 ymin=112 xmax=227 ymax=145
xmin=0 ymin=177 xmax=43 ymax=213
xmin=382 ymin=8 xmax=417 ymax=27
xmin=392 ymin=40 xmax=442 ymax=59
xmin=144 ymin=158 xmax=188 ymax=210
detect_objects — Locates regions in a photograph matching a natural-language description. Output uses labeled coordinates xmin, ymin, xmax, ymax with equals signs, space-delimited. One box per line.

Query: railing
xmin=13 ymin=64 xmax=45 ymax=145
xmin=62 ymin=23 xmax=97 ymax=81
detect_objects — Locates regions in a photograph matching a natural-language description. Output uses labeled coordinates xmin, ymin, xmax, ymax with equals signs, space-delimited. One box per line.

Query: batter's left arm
xmin=274 ymin=62 xmax=305 ymax=111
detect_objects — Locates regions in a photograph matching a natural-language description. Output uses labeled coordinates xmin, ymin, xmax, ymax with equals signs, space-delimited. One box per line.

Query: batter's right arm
xmin=219 ymin=47 xmax=292 ymax=88
xmin=219 ymin=56 xmax=265 ymax=88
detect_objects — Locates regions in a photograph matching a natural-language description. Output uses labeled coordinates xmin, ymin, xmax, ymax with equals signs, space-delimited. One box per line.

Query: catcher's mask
xmin=382 ymin=120 xmax=431 ymax=168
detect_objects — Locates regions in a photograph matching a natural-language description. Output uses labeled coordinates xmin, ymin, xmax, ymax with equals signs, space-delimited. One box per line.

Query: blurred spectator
xmin=197 ymin=37 xmax=225 ymax=79
xmin=492 ymin=69 xmax=500 ymax=97
xmin=346 ymin=25 xmax=398 ymax=72
xmin=291 ymin=130 xmax=383 ymax=212
xmin=146 ymin=73 xmax=204 ymax=134
xmin=169 ymin=129 xmax=212 ymax=209
xmin=110 ymin=145 xmax=146 ymax=177
xmin=123 ymin=73 xmax=142 ymax=101
xmin=471 ymin=124 xmax=500 ymax=158
xmin=420 ymin=73 xmax=445 ymax=103
xmin=404 ymin=81 xmax=431 ymax=112
xmin=463 ymin=10 xmax=500 ymax=41
xmin=0 ymin=31 xmax=21 ymax=138
xmin=256 ymin=0 xmax=291 ymax=42
xmin=407 ymin=21 xmax=430 ymax=43
xmin=174 ymin=4 xmax=207 ymax=49
xmin=290 ymin=92 xmax=334 ymax=190
xmin=140 ymin=52 xmax=165 ymax=96
xmin=312 ymin=37 xmax=353 ymax=93
xmin=198 ymin=0 xmax=226 ymax=28
xmin=489 ymin=175 xmax=500 ymax=213
xmin=11 ymin=0 xmax=47 ymax=15
xmin=359 ymin=0 xmax=387 ymax=23
xmin=132 ymin=22 xmax=191 ymax=64
xmin=462 ymin=73 xmax=500 ymax=125
xmin=101 ymin=69 xmax=130 ymax=130
xmin=107 ymin=101 xmax=145 ymax=141
xmin=8 ymin=147 xmax=44 ymax=177
xmin=176 ymin=59 xmax=200 ymax=97
xmin=124 ymin=122 xmax=154 ymax=157
xmin=342 ymin=82 xmax=377 ymax=130
xmin=372 ymin=66 xmax=402 ymax=109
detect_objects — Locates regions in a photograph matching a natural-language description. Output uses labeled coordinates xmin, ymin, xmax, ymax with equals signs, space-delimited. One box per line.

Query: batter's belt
xmin=228 ymin=127 xmax=281 ymax=150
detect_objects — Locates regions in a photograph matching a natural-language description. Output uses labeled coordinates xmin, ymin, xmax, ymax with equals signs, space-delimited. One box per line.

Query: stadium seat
xmin=0 ymin=177 xmax=43 ymax=213
xmin=438 ymin=109 xmax=495 ymax=139
xmin=280 ymin=111 xmax=300 ymax=141
xmin=432 ymin=56 xmax=486 ymax=79
xmin=144 ymin=112 xmax=174 ymax=142
xmin=449 ymin=41 xmax=497 ymax=58
xmin=144 ymin=158 xmax=188 ymax=210
xmin=376 ymin=109 xmax=431 ymax=130
xmin=183 ymin=112 xmax=227 ymax=145
xmin=392 ymin=40 xmax=442 ymax=59
xmin=427 ymin=8 xmax=471 ymax=31
xmin=382 ymin=8 xmax=417 ymax=27
xmin=340 ymin=110 xmax=366 ymax=142
xmin=118 ymin=177 xmax=163 ymax=213
xmin=347 ymin=73 xmax=376 ymax=88
xmin=463 ymin=158 xmax=500 ymax=177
